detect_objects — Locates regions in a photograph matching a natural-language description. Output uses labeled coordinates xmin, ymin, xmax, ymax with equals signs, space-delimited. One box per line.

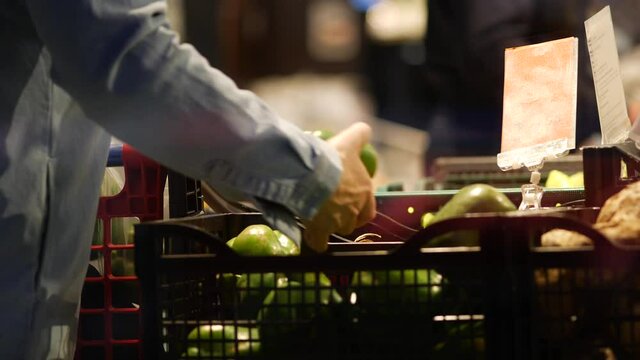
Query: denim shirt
xmin=0 ymin=1 xmax=341 ymax=358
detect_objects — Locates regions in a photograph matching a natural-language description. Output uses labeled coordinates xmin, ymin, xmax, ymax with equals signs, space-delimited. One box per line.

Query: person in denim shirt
xmin=0 ymin=1 xmax=375 ymax=358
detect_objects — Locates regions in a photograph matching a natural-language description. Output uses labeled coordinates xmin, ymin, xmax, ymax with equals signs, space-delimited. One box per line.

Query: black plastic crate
xmin=135 ymin=213 xmax=492 ymax=360
xmin=583 ymin=141 xmax=640 ymax=207
xmin=135 ymin=207 xmax=640 ymax=359
xmin=168 ymin=170 xmax=203 ymax=218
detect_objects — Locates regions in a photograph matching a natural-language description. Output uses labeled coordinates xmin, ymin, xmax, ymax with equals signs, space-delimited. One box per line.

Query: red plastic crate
xmin=75 ymin=144 xmax=167 ymax=360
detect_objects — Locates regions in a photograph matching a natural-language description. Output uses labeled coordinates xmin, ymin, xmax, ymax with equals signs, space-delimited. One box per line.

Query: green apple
xmin=186 ymin=324 xmax=260 ymax=357
xmin=273 ymin=230 xmax=299 ymax=256
xmin=545 ymin=170 xmax=571 ymax=188
xmin=425 ymin=184 xmax=516 ymax=247
xmin=568 ymin=171 xmax=584 ymax=187
xmin=420 ymin=212 xmax=435 ymax=229
xmin=230 ymin=225 xmax=284 ymax=256
xmin=307 ymin=129 xmax=378 ymax=177
xmin=226 ymin=236 xmax=236 ymax=248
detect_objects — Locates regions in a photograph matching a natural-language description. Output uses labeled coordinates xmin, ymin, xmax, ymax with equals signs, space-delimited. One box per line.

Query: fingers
xmin=329 ymin=122 xmax=372 ymax=152
xmin=335 ymin=194 xmax=375 ymax=235
xmin=303 ymin=195 xmax=375 ymax=251
xmin=356 ymin=192 xmax=376 ymax=228
xmin=333 ymin=204 xmax=360 ymax=235
xmin=302 ymin=225 xmax=330 ymax=253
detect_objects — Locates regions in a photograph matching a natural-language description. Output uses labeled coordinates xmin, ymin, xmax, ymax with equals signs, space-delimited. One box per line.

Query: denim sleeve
xmin=25 ymin=0 xmax=342 ymax=242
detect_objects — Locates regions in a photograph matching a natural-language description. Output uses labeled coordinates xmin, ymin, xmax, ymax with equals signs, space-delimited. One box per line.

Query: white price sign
xmin=585 ymin=6 xmax=631 ymax=144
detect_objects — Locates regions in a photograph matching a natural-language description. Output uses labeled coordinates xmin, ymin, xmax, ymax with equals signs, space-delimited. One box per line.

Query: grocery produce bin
xmin=349 ymin=187 xmax=586 ymax=242
xmin=135 ymin=206 xmax=640 ymax=359
xmin=77 ymin=144 xmax=167 ymax=360
xmin=77 ymin=144 xmax=202 ymax=360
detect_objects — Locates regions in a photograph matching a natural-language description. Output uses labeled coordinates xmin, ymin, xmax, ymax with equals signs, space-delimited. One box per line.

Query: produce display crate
xmin=77 ymin=145 xmax=204 ymax=360
xmin=134 ymin=212 xmax=483 ymax=360
xmin=427 ymin=154 xmax=584 ymax=190
xmin=583 ymin=141 xmax=640 ymax=207
xmin=168 ymin=170 xmax=204 ymax=218
xmin=135 ymin=203 xmax=640 ymax=359
xmin=349 ymin=187 xmax=586 ymax=242
xmin=76 ymin=144 xmax=168 ymax=360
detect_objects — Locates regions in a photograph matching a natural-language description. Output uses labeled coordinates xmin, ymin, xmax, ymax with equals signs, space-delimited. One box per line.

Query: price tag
xmin=585 ymin=6 xmax=630 ymax=144
xmin=498 ymin=37 xmax=578 ymax=171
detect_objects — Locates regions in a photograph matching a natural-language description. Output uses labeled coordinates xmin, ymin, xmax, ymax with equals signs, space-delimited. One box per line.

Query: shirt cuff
xmin=283 ymin=139 xmax=342 ymax=221
xmin=251 ymin=199 xmax=303 ymax=247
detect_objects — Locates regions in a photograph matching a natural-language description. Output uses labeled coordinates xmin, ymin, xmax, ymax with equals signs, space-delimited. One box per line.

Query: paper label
xmin=585 ymin=6 xmax=630 ymax=144
xmin=499 ymin=37 xmax=578 ymax=170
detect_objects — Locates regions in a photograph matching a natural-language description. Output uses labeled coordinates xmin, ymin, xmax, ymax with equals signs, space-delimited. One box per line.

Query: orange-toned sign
xmin=499 ymin=37 xmax=578 ymax=170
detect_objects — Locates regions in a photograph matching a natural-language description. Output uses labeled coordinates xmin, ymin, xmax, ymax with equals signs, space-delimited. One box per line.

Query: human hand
xmin=303 ymin=122 xmax=376 ymax=252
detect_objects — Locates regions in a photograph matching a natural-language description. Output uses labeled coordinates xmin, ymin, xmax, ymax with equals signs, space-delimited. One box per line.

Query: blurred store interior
xmin=165 ymin=0 xmax=640 ymax=189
